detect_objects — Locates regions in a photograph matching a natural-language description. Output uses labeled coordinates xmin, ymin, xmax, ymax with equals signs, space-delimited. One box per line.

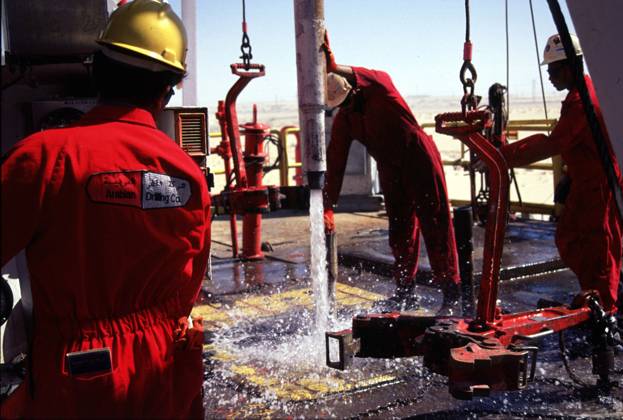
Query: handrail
xmin=207 ymin=119 xmax=561 ymax=215
xmin=277 ymin=126 xmax=299 ymax=187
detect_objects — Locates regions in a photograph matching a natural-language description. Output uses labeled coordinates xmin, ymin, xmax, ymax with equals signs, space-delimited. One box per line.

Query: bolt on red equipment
xmin=325 ymin=110 xmax=614 ymax=399
xmin=212 ymin=63 xmax=280 ymax=260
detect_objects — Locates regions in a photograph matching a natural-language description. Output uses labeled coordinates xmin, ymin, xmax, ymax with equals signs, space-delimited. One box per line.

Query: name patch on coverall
xmin=87 ymin=171 xmax=192 ymax=209
xmin=142 ymin=172 xmax=191 ymax=209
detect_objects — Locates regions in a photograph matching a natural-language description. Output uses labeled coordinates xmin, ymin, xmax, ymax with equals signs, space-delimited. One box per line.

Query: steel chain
xmin=459 ymin=0 xmax=479 ymax=113
xmin=240 ymin=33 xmax=253 ymax=69
xmin=239 ymin=0 xmax=253 ymax=69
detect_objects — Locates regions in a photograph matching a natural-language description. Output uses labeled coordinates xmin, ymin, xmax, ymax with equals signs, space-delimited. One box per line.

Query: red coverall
xmin=0 ymin=106 xmax=211 ymax=418
xmin=324 ymin=67 xmax=459 ymax=287
xmin=501 ymin=76 xmax=621 ymax=311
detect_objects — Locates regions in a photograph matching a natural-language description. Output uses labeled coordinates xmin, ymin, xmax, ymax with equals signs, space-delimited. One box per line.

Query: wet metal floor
xmin=198 ymin=210 xmax=623 ymax=418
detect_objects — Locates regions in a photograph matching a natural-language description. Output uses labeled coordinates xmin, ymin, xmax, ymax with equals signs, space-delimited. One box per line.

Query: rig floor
xmin=198 ymin=210 xmax=623 ymax=418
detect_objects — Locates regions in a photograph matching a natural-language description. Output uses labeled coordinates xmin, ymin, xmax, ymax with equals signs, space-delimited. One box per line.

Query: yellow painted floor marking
xmin=194 ymin=282 xmax=386 ymax=326
xmin=191 ymin=302 xmax=232 ymax=328
xmin=335 ymin=282 xmax=386 ymax=302
xmin=226 ymin=359 xmax=398 ymax=401
xmin=225 ymin=403 xmax=274 ymax=420
xmin=355 ymin=374 xmax=398 ymax=388
xmin=205 ymin=347 xmax=236 ymax=362
xmin=196 ymin=283 xmax=401 ymax=402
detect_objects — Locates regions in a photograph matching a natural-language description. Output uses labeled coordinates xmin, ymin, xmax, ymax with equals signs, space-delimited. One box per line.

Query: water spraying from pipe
xmin=309 ymin=189 xmax=329 ymax=333
xmin=294 ymin=0 xmax=331 ymax=331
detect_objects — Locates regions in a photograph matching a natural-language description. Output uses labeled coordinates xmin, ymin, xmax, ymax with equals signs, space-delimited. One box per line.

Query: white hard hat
xmin=326 ymin=73 xmax=352 ymax=108
xmin=541 ymin=33 xmax=582 ymax=65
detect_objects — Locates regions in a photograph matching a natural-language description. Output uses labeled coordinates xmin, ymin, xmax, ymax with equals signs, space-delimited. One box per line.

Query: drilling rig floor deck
xmin=196 ymin=210 xmax=622 ymax=418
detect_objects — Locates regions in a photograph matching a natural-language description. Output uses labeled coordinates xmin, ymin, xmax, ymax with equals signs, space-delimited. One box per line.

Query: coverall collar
xmin=564 ymin=75 xmax=591 ymax=104
xmin=78 ymin=105 xmax=158 ymax=129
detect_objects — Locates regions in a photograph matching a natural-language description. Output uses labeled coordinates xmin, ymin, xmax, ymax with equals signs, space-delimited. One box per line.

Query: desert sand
xmin=207 ymin=95 xmax=567 ymax=213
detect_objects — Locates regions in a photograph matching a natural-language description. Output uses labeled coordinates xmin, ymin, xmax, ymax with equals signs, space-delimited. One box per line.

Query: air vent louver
xmin=178 ymin=112 xmax=207 ymax=156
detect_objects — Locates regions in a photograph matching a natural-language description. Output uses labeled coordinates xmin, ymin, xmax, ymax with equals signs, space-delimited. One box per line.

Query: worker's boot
xmin=437 ymin=281 xmax=462 ymax=316
xmin=374 ymin=282 xmax=419 ymax=312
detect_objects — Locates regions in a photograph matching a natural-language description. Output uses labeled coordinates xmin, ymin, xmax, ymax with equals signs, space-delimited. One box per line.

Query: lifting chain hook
xmin=239 ymin=0 xmax=253 ymax=69
xmin=460 ymin=61 xmax=480 ymax=114
xmin=240 ymin=32 xmax=253 ymax=69
xmin=459 ymin=0 xmax=480 ymax=114
xmin=460 ymin=61 xmax=478 ymax=92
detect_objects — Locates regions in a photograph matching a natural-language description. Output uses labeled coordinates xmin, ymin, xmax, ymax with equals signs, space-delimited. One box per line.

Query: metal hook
xmin=460 ymin=61 xmax=478 ymax=88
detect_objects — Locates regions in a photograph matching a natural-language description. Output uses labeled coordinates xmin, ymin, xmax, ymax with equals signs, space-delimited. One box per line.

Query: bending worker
xmin=498 ymin=34 xmax=621 ymax=312
xmin=322 ymin=32 xmax=461 ymax=313
xmin=1 ymin=1 xmax=210 ymax=417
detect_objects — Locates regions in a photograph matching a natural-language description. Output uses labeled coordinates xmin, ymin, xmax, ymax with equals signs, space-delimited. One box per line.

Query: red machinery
xmin=325 ymin=110 xmax=618 ymax=399
xmin=211 ymin=63 xmax=280 ymax=260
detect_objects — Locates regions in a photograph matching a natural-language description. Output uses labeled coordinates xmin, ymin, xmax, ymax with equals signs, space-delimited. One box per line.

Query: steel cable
xmin=504 ymin=0 xmax=523 ymax=206
xmin=529 ymin=0 xmax=550 ymax=133
xmin=459 ymin=0 xmax=478 ymax=113
xmin=239 ymin=0 xmax=253 ymax=69
xmin=464 ymin=0 xmax=470 ymax=42
xmin=505 ymin=0 xmax=510 ymax=122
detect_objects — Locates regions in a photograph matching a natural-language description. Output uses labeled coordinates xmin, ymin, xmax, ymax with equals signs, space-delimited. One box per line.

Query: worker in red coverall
xmin=0 ymin=1 xmax=210 ymax=418
xmin=321 ymin=33 xmax=461 ymax=313
xmin=498 ymin=34 xmax=621 ymax=312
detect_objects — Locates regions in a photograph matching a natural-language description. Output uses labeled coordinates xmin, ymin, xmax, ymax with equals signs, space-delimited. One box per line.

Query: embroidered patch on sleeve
xmin=87 ymin=171 xmax=192 ymax=209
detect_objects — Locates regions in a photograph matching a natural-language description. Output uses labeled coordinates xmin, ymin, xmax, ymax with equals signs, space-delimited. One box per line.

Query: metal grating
xmin=178 ymin=112 xmax=208 ymax=156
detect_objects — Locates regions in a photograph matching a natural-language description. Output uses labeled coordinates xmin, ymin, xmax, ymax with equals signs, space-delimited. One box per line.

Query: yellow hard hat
xmin=326 ymin=73 xmax=352 ymax=108
xmin=97 ymin=0 xmax=187 ymax=73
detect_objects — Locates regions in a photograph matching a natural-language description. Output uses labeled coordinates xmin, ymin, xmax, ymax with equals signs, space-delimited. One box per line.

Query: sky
xmin=165 ymin=0 xmax=576 ymax=109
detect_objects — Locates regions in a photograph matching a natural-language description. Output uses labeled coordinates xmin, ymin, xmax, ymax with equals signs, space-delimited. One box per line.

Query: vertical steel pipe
xmin=181 ymin=0 xmax=197 ymax=106
xmin=293 ymin=0 xmax=326 ymax=190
